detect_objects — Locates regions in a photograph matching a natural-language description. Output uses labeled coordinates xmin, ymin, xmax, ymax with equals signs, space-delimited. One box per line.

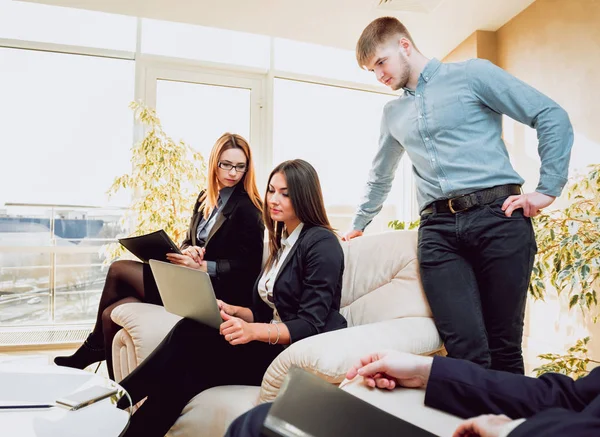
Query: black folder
xmin=118 ymin=230 xmax=181 ymax=263
xmin=262 ymin=367 xmax=437 ymax=437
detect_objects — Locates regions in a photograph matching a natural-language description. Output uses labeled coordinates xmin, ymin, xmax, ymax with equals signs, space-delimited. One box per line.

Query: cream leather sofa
xmin=111 ymin=230 xmax=461 ymax=437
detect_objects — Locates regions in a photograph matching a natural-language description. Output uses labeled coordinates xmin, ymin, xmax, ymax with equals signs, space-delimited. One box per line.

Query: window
xmin=0 ymin=205 xmax=123 ymax=326
xmin=0 ymin=1 xmax=411 ymax=329
xmin=274 ymin=38 xmax=379 ymax=86
xmin=0 ymin=1 xmax=136 ymax=51
xmin=155 ymin=80 xmax=252 ymax=160
xmin=0 ymin=48 xmax=135 ymax=207
xmin=141 ymin=19 xmax=270 ymax=69
xmin=273 ymin=79 xmax=415 ymax=232
xmin=0 ymin=46 xmax=134 ymax=326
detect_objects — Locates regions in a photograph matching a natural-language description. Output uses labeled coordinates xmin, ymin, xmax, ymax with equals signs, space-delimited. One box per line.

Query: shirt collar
xmin=218 ymin=186 xmax=235 ymax=205
xmin=402 ymin=58 xmax=442 ymax=93
xmin=281 ymin=223 xmax=304 ymax=249
xmin=420 ymin=58 xmax=441 ymax=83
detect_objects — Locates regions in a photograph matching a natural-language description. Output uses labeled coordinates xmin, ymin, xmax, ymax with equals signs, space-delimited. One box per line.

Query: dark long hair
xmin=264 ymin=159 xmax=333 ymax=269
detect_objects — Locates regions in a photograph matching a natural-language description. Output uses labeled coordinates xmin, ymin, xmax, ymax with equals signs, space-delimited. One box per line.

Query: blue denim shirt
xmin=352 ymin=58 xmax=573 ymax=231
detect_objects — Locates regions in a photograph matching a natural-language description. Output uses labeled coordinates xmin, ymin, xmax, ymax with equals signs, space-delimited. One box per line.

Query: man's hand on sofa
xmin=452 ymin=414 xmax=514 ymax=437
xmin=341 ymin=229 xmax=363 ymax=241
xmin=345 ymin=350 xmax=433 ymax=390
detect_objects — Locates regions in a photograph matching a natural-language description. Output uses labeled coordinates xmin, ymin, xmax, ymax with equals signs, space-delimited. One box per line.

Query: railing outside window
xmin=0 ymin=203 xmax=125 ymax=326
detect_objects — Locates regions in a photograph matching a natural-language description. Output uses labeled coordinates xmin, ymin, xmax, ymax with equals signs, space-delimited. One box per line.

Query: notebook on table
xmin=262 ymin=367 xmax=437 ymax=437
xmin=118 ymin=229 xmax=181 ymax=263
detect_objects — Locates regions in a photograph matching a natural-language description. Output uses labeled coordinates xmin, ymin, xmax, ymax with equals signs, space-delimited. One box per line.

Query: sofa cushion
xmin=340 ymin=231 xmax=432 ymax=327
xmin=167 ymin=385 xmax=260 ymax=437
xmin=111 ymin=302 xmax=182 ymax=371
xmin=259 ymin=317 xmax=443 ymax=402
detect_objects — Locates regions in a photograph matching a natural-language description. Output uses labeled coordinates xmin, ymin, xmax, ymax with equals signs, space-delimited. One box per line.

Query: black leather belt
xmin=421 ymin=184 xmax=521 ymax=215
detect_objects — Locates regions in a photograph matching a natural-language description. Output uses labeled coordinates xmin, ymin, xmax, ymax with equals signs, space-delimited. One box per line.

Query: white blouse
xmin=257 ymin=223 xmax=304 ymax=322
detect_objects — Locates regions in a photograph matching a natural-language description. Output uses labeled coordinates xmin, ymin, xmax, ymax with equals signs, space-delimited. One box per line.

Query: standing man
xmin=344 ymin=17 xmax=573 ymax=374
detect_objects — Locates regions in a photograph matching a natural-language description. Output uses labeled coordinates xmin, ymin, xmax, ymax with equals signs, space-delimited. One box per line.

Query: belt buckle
xmin=447 ymin=195 xmax=472 ymax=214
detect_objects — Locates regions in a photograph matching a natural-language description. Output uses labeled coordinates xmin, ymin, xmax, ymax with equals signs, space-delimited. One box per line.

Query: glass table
xmin=0 ymin=364 xmax=131 ymax=436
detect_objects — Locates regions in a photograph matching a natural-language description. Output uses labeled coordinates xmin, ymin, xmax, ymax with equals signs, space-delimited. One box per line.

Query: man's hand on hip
xmin=342 ymin=229 xmax=364 ymax=241
xmin=502 ymin=192 xmax=555 ymax=218
xmin=345 ymin=350 xmax=433 ymax=390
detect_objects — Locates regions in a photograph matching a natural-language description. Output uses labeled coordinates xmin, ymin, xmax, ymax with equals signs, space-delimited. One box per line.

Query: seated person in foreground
xmin=117 ymin=159 xmax=348 ymax=437
xmin=226 ymin=350 xmax=600 ymax=437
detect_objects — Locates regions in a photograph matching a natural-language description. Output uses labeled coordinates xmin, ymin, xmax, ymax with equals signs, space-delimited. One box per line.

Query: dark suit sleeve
xmin=214 ymin=201 xmax=264 ymax=280
xmin=509 ymin=409 xmax=600 ymax=437
xmin=224 ymin=402 xmax=272 ymax=437
xmin=284 ymin=232 xmax=344 ymax=343
xmin=424 ymin=356 xmax=600 ymax=419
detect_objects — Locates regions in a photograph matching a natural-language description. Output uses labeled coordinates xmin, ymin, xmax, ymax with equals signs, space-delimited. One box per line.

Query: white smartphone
xmin=56 ymin=386 xmax=119 ymax=410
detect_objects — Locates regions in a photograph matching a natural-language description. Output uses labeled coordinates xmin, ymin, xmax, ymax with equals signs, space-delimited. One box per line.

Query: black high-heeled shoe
xmin=54 ymin=335 xmax=106 ymax=370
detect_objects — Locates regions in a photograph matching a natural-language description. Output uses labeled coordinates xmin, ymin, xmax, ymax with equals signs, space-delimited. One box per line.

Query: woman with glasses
xmin=116 ymin=159 xmax=347 ymax=437
xmin=54 ymin=133 xmax=264 ymax=380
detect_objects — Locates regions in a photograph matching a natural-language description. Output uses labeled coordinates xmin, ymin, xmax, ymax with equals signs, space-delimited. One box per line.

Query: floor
xmin=0 ymin=347 xmax=110 ymax=378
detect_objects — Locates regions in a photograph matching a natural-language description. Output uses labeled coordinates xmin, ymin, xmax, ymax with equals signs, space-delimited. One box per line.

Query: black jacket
xmin=250 ymin=225 xmax=347 ymax=343
xmin=181 ymin=184 xmax=264 ymax=308
xmin=425 ymin=355 xmax=600 ymax=437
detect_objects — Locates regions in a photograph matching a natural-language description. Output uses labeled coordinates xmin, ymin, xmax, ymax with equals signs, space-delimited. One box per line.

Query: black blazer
xmin=250 ymin=225 xmax=347 ymax=343
xmin=180 ymin=184 xmax=264 ymax=308
xmin=425 ymin=356 xmax=600 ymax=437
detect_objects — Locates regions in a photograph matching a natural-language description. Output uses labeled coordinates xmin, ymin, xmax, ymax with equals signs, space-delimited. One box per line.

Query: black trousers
xmin=418 ymin=196 xmax=537 ymax=374
xmin=119 ymin=318 xmax=283 ymax=437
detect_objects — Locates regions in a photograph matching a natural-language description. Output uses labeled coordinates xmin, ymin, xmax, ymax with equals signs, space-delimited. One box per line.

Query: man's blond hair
xmin=356 ymin=17 xmax=417 ymax=68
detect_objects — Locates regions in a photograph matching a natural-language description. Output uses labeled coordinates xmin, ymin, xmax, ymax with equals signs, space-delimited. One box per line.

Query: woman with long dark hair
xmin=116 ymin=159 xmax=347 ymax=437
xmin=54 ymin=133 xmax=264 ymax=379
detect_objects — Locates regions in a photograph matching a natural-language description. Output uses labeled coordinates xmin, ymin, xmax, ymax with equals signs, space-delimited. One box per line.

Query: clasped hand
xmin=166 ymin=246 xmax=207 ymax=271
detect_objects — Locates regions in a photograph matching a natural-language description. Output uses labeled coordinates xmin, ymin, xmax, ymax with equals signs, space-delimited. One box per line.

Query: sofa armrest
xmin=259 ymin=317 xmax=442 ymax=402
xmin=111 ymin=302 xmax=182 ymax=365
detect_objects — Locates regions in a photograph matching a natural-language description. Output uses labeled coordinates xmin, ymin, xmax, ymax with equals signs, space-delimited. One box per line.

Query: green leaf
xmin=581 ymin=264 xmax=591 ymax=280
xmin=569 ymin=294 xmax=580 ymax=309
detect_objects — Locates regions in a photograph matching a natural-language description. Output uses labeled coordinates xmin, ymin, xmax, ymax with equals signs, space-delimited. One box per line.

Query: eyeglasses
xmin=218 ymin=162 xmax=247 ymax=173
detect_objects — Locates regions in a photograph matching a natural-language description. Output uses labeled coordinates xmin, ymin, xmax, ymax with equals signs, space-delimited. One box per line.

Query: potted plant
xmin=104 ymin=101 xmax=207 ymax=262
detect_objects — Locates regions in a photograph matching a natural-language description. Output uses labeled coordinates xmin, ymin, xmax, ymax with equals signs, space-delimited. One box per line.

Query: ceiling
xmin=23 ymin=0 xmax=536 ymax=58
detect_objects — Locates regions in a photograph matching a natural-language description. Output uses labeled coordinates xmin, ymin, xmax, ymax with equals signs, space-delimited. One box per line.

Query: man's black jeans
xmin=418 ymin=196 xmax=537 ymax=374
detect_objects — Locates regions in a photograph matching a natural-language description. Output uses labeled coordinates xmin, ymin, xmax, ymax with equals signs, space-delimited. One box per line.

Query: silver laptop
xmin=148 ymin=259 xmax=223 ymax=329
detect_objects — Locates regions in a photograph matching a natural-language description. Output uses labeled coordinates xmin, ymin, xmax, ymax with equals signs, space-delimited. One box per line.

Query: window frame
xmin=0 ymin=9 xmax=416 ymax=329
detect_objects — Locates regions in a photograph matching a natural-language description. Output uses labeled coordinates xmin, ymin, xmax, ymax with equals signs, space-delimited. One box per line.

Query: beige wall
xmin=498 ymin=0 xmax=600 ymax=175
xmin=496 ymin=0 xmax=600 ymax=372
xmin=443 ymin=31 xmax=497 ymax=65
xmin=476 ymin=31 xmax=498 ymax=66
xmin=445 ymin=0 xmax=600 ymax=372
xmin=443 ymin=32 xmax=478 ymax=63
